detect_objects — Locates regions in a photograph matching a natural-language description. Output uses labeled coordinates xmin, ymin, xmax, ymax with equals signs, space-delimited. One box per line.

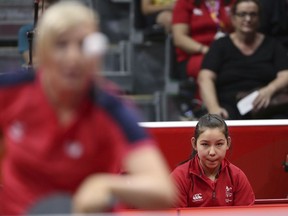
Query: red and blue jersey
xmin=0 ymin=70 xmax=154 ymax=215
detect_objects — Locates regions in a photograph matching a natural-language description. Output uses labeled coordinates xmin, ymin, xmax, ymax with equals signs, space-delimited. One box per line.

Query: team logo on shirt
xmin=8 ymin=121 xmax=24 ymax=142
xmin=64 ymin=141 xmax=83 ymax=159
xmin=192 ymin=193 xmax=203 ymax=202
xmin=225 ymin=186 xmax=233 ymax=203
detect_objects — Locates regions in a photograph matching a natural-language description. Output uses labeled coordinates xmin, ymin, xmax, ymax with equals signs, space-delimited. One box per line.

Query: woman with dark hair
xmin=198 ymin=0 xmax=288 ymax=119
xmin=171 ymin=114 xmax=255 ymax=207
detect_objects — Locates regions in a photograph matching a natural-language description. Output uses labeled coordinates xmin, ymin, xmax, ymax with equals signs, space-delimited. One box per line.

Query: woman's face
xmin=232 ymin=1 xmax=260 ymax=34
xmin=192 ymin=128 xmax=230 ymax=174
xmin=41 ymin=23 xmax=100 ymax=93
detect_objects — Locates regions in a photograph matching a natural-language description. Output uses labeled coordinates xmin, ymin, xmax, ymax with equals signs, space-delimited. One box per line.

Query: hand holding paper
xmin=237 ymin=91 xmax=259 ymax=115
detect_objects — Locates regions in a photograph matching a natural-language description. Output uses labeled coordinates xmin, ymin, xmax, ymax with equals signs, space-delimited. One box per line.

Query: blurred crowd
xmin=140 ymin=0 xmax=288 ymax=120
xmin=15 ymin=0 xmax=288 ymax=121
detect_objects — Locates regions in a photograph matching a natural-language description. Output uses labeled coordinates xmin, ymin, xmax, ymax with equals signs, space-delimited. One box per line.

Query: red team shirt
xmin=171 ymin=156 xmax=255 ymax=207
xmin=0 ymin=70 xmax=154 ymax=215
xmin=172 ymin=0 xmax=234 ymax=78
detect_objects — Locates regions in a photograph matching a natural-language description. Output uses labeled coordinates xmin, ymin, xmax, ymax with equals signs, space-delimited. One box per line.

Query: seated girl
xmin=171 ymin=114 xmax=255 ymax=207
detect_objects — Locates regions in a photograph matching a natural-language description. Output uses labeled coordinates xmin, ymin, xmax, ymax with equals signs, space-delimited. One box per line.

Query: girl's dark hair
xmin=194 ymin=0 xmax=232 ymax=7
xmin=231 ymin=0 xmax=262 ymax=15
xmin=178 ymin=114 xmax=229 ymax=165
xmin=194 ymin=113 xmax=229 ymax=142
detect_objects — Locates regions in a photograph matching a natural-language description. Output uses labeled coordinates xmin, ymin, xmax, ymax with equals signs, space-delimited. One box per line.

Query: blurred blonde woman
xmin=0 ymin=1 xmax=176 ymax=214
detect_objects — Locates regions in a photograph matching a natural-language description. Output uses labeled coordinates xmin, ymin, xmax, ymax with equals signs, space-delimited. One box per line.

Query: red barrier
xmin=118 ymin=204 xmax=288 ymax=216
xmin=255 ymin=198 xmax=288 ymax=204
xmin=178 ymin=204 xmax=288 ymax=216
xmin=142 ymin=120 xmax=288 ymax=199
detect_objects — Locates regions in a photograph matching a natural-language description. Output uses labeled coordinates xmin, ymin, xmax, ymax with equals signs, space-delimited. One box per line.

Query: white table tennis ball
xmin=82 ymin=32 xmax=108 ymax=56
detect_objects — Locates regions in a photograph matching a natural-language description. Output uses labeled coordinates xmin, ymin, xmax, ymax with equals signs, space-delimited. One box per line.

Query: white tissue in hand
xmin=237 ymin=91 xmax=259 ymax=115
xmin=82 ymin=32 xmax=108 ymax=56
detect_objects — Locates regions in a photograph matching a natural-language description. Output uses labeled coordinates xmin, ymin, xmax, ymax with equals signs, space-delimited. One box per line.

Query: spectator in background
xmin=172 ymin=0 xmax=235 ymax=120
xmin=0 ymin=2 xmax=176 ymax=215
xmin=198 ymin=0 xmax=288 ymax=119
xmin=171 ymin=114 xmax=255 ymax=207
xmin=172 ymin=0 xmax=235 ymax=80
xmin=141 ymin=0 xmax=175 ymax=32
xmin=18 ymin=0 xmax=59 ymax=65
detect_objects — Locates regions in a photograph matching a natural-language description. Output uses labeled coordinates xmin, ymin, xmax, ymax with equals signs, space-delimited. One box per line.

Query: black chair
xmin=163 ymin=34 xmax=206 ymax=121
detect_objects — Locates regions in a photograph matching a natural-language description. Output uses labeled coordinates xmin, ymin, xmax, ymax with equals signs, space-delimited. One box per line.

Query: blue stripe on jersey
xmin=0 ymin=69 xmax=35 ymax=87
xmin=94 ymin=89 xmax=149 ymax=144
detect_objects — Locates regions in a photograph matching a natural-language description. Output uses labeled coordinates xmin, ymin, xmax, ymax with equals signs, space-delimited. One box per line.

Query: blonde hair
xmin=35 ymin=1 xmax=98 ymax=60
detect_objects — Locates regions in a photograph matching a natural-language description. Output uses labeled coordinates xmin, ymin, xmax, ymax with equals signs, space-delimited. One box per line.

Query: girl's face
xmin=192 ymin=128 xmax=231 ymax=175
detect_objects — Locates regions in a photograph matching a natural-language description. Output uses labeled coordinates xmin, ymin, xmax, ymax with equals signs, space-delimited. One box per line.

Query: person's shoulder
xmin=263 ymin=35 xmax=287 ymax=47
xmin=171 ymin=160 xmax=191 ymax=177
xmin=208 ymin=36 xmax=230 ymax=51
xmin=262 ymin=35 xmax=276 ymax=43
xmin=227 ymin=162 xmax=241 ymax=172
xmin=214 ymin=35 xmax=230 ymax=44
xmin=92 ymin=88 xmax=149 ymax=143
xmin=0 ymin=68 xmax=36 ymax=89
xmin=0 ymin=69 xmax=36 ymax=110
xmin=225 ymin=160 xmax=246 ymax=179
xmin=258 ymin=35 xmax=288 ymax=55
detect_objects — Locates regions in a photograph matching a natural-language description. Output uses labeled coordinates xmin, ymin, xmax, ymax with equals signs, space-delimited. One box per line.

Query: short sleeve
xmin=95 ymin=89 xmax=153 ymax=145
xmin=272 ymin=40 xmax=288 ymax=72
xmin=18 ymin=24 xmax=33 ymax=54
xmin=233 ymin=169 xmax=255 ymax=206
xmin=0 ymin=70 xmax=35 ymax=129
xmin=172 ymin=0 xmax=192 ymax=24
xmin=201 ymin=37 xmax=227 ymax=73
